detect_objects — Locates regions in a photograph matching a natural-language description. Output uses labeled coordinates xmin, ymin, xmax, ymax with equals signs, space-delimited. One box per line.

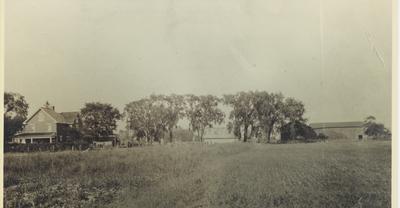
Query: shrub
xmin=280 ymin=121 xmax=317 ymax=143
xmin=317 ymin=133 xmax=328 ymax=140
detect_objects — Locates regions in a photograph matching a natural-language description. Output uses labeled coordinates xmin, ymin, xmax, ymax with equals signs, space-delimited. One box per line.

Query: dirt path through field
xmin=107 ymin=144 xmax=254 ymax=208
xmin=189 ymin=145 xmax=254 ymax=208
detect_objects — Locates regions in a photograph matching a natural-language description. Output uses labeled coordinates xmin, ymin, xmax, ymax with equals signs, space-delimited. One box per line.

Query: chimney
xmin=44 ymin=101 xmax=55 ymax=111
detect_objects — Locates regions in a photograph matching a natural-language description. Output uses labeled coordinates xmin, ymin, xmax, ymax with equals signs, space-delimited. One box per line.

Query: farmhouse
xmin=12 ymin=103 xmax=81 ymax=144
xmin=203 ymin=127 xmax=236 ymax=144
xmin=309 ymin=121 xmax=366 ymax=140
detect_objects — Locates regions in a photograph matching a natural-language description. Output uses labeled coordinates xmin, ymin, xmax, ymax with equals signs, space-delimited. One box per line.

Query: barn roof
xmin=309 ymin=121 xmax=364 ymax=129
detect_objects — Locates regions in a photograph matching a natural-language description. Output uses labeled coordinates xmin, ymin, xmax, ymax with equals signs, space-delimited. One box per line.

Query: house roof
xmin=309 ymin=121 xmax=364 ymax=129
xmin=41 ymin=108 xmax=66 ymax=123
xmin=203 ymin=127 xmax=234 ymax=139
xmin=25 ymin=107 xmax=79 ymax=124
xmin=60 ymin=112 xmax=79 ymax=124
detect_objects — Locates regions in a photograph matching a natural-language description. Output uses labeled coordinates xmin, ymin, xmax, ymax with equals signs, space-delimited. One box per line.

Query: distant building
xmin=92 ymin=135 xmax=118 ymax=148
xmin=172 ymin=127 xmax=194 ymax=142
xmin=12 ymin=103 xmax=81 ymax=144
xmin=310 ymin=121 xmax=366 ymax=140
xmin=203 ymin=127 xmax=236 ymax=144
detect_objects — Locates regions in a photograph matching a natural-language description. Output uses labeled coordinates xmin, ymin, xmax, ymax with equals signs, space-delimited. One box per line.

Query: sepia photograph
xmin=3 ymin=0 xmax=394 ymax=207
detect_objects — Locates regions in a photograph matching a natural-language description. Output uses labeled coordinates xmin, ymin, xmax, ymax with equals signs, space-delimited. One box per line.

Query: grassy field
xmin=4 ymin=140 xmax=391 ymax=208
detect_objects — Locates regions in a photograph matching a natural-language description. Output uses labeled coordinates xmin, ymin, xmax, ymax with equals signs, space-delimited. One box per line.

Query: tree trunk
xmin=243 ymin=124 xmax=248 ymax=142
xmin=267 ymin=128 xmax=272 ymax=143
xmin=267 ymin=122 xmax=276 ymax=143
xmin=169 ymin=129 xmax=173 ymax=143
xmin=147 ymin=135 xmax=152 ymax=144
xmin=196 ymin=130 xmax=201 ymax=142
xmin=249 ymin=126 xmax=254 ymax=139
xmin=200 ymin=128 xmax=205 ymax=142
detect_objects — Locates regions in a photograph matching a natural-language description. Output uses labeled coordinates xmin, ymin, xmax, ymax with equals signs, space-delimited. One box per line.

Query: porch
xmin=12 ymin=132 xmax=57 ymax=144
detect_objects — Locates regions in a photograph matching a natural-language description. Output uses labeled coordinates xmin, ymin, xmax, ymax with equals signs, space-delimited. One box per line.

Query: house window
xmin=48 ymin=124 xmax=52 ymax=131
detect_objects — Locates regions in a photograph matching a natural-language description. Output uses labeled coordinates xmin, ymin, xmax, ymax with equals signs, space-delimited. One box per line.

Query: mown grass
xmin=4 ymin=141 xmax=391 ymax=208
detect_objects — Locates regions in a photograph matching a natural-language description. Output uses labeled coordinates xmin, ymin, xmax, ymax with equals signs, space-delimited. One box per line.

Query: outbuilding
xmin=203 ymin=127 xmax=236 ymax=144
xmin=310 ymin=121 xmax=366 ymax=140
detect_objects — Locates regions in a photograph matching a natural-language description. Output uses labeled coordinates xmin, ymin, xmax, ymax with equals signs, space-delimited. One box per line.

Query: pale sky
xmin=5 ymin=0 xmax=392 ymax=129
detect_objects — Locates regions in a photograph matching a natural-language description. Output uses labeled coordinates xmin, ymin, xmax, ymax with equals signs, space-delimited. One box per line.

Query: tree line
xmin=4 ymin=91 xmax=391 ymax=145
xmin=223 ymin=91 xmax=306 ymax=142
xmin=124 ymin=94 xmax=225 ymax=143
xmin=123 ymin=92 xmax=309 ymax=143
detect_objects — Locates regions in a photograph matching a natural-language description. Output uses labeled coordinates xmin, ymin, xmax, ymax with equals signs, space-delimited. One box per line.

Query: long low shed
xmin=310 ymin=121 xmax=366 ymax=140
xmin=203 ymin=127 xmax=236 ymax=144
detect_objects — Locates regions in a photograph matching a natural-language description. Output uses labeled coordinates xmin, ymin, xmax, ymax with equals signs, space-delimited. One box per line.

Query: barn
xmin=309 ymin=121 xmax=366 ymax=140
xmin=203 ymin=127 xmax=236 ymax=144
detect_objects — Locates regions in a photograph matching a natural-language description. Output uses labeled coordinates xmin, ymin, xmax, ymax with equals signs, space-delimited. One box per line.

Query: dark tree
xmin=283 ymin=97 xmax=306 ymax=123
xmin=253 ymin=92 xmax=286 ymax=143
xmin=185 ymin=95 xmax=225 ymax=142
xmin=280 ymin=121 xmax=317 ymax=143
xmin=124 ymin=98 xmax=153 ymax=143
xmin=151 ymin=94 xmax=185 ymax=142
xmin=363 ymin=116 xmax=390 ymax=139
xmin=125 ymin=96 xmax=175 ymax=144
xmin=80 ymin=102 xmax=121 ymax=141
xmin=227 ymin=121 xmax=242 ymax=140
xmin=4 ymin=92 xmax=29 ymax=143
xmin=224 ymin=91 xmax=306 ymax=143
xmin=223 ymin=92 xmax=257 ymax=142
